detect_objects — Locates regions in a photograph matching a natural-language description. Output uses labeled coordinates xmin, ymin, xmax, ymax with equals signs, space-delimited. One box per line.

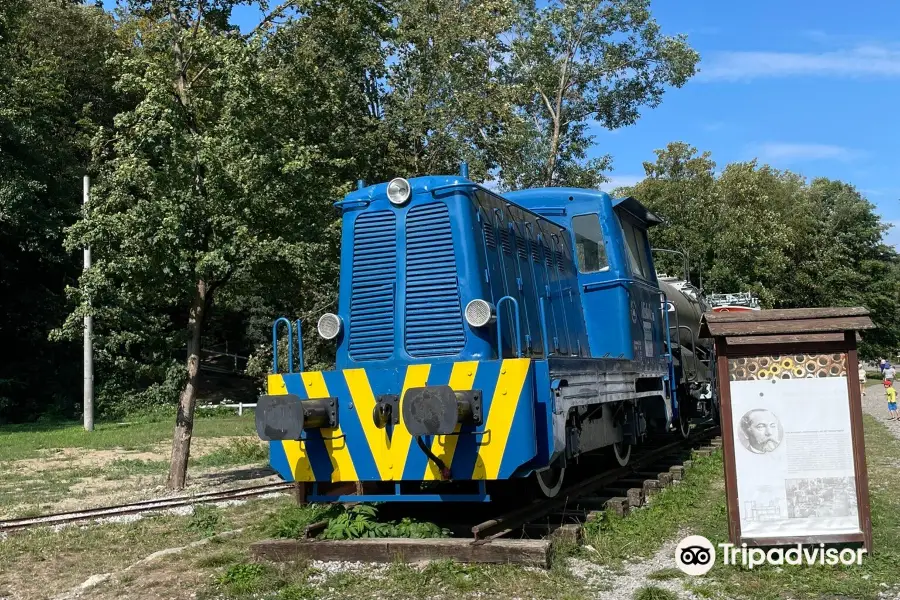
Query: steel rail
xmin=0 ymin=481 xmax=292 ymax=532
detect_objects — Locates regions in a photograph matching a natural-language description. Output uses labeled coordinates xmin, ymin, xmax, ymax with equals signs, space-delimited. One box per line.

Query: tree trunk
xmin=545 ymin=122 xmax=560 ymax=187
xmin=167 ymin=279 xmax=210 ymax=490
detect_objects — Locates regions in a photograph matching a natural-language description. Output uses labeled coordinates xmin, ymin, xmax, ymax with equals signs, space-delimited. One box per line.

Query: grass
xmin=194 ymin=437 xmax=268 ymax=467
xmin=4 ymin=400 xmax=899 ymax=600
xmin=201 ymin=556 xmax=590 ymax=600
xmin=0 ymin=413 xmax=256 ymax=461
xmin=647 ymin=568 xmax=684 ymax=581
xmin=680 ymin=414 xmax=900 ymax=600
xmin=580 ymin=414 xmax=900 ymax=600
xmin=633 ymin=586 xmax=678 ymax=600
xmin=583 ymin=450 xmax=725 ymax=564
xmin=0 ymin=413 xmax=269 ymax=519
xmin=259 ymin=503 xmax=340 ymax=539
xmin=0 ymin=495 xmax=285 ymax=600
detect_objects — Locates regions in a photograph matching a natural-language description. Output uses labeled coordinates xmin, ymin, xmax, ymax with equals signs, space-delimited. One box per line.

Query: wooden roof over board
xmin=699 ymin=307 xmax=875 ymax=345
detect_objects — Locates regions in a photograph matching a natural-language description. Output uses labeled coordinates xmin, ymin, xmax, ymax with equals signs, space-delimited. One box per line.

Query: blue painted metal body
xmin=264 ymin=173 xmax=680 ymax=501
xmin=334 ymin=176 xmax=602 ymax=370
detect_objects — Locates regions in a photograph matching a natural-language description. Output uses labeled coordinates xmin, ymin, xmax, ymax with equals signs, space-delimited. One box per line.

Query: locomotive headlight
xmin=386 ymin=177 xmax=411 ymax=206
xmin=317 ymin=313 xmax=342 ymax=340
xmin=465 ymin=299 xmax=495 ymax=328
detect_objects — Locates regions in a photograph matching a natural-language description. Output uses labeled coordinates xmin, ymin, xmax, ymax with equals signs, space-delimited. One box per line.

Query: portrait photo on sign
xmin=737 ymin=408 xmax=784 ymax=454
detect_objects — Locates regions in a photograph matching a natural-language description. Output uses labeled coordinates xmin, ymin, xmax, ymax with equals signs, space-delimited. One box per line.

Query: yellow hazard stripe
xmin=300 ymin=372 xmax=357 ymax=483
xmin=267 ymin=374 xmax=314 ymax=482
xmin=391 ymin=364 xmax=431 ymax=478
xmin=423 ymin=362 xmax=479 ymax=480
xmin=474 ymin=358 xmax=531 ymax=479
xmin=343 ymin=369 xmax=391 ymax=481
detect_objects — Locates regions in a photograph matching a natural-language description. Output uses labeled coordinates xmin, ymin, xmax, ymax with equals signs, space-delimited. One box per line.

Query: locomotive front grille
xmin=405 ymin=202 xmax=465 ymax=357
xmin=349 ymin=210 xmax=397 ymax=361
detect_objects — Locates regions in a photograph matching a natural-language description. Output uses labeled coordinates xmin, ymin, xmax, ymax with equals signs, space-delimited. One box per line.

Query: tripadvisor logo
xmin=675 ymin=535 xmax=716 ymax=575
xmin=675 ymin=535 xmax=866 ymax=574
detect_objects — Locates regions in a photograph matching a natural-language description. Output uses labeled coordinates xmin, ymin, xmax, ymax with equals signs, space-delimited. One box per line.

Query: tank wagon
xmin=256 ymin=165 xmax=717 ymax=502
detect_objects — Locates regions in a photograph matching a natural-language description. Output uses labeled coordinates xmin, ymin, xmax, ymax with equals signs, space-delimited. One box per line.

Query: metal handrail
xmin=678 ymin=324 xmax=698 ymax=381
xmin=652 ymin=248 xmax=689 ymax=283
xmin=539 ymin=296 xmax=551 ymax=357
xmin=660 ymin=292 xmax=679 ymax=422
xmin=496 ymin=296 xmax=522 ymax=358
xmin=272 ymin=317 xmax=293 ymax=374
xmin=333 ymin=199 xmax=372 ymax=210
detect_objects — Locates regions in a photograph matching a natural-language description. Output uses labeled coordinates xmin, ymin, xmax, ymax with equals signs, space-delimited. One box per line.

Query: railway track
xmin=251 ymin=423 xmax=722 ymax=567
xmin=0 ymin=482 xmax=292 ymax=532
xmin=5 ymin=424 xmax=721 ymax=570
xmin=470 ymin=424 xmax=721 ymax=542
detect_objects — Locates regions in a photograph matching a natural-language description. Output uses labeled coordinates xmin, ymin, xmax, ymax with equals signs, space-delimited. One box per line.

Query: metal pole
xmin=83 ymin=175 xmax=94 ymax=432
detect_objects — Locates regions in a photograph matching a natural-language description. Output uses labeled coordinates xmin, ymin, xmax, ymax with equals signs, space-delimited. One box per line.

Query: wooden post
xmin=292 ymin=482 xmax=306 ymax=505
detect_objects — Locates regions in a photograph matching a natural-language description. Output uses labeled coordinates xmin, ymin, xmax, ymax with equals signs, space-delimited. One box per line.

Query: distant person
xmin=880 ymin=359 xmax=887 ymax=374
xmin=886 ymin=380 xmax=898 ymax=421
xmin=885 ymin=364 xmax=896 ymax=383
xmin=859 ymin=365 xmax=867 ymax=396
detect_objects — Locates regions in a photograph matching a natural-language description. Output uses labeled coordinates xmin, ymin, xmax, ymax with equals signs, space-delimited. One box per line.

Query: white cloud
xmin=600 ymin=174 xmax=644 ymax=192
xmin=701 ymin=121 xmax=726 ymax=132
xmin=755 ymin=143 xmax=859 ymax=162
xmin=698 ymin=45 xmax=900 ymax=81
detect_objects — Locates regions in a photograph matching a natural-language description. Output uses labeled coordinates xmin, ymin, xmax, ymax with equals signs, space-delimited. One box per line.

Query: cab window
xmin=572 ymin=214 xmax=609 ymax=273
xmin=618 ymin=216 xmax=652 ymax=279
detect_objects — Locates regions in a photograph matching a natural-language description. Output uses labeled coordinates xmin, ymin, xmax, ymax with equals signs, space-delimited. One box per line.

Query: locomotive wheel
xmin=711 ymin=396 xmax=721 ymax=426
xmin=677 ymin=410 xmax=691 ymax=438
xmin=535 ymin=464 xmax=565 ymax=498
xmin=612 ymin=440 xmax=631 ymax=467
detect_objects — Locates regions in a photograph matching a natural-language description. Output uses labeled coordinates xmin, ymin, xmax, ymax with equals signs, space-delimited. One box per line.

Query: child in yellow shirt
xmin=886 ymin=380 xmax=898 ymax=420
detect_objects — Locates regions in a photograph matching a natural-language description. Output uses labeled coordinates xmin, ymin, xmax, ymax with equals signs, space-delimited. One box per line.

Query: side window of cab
xmin=572 ymin=214 xmax=609 ymax=273
xmin=618 ymin=215 xmax=652 ymax=280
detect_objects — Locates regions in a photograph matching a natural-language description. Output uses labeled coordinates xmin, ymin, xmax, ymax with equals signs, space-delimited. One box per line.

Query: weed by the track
xmin=320 ymin=504 xmax=449 ymax=539
xmin=217 ymin=563 xmax=273 ymax=594
xmin=188 ymin=504 xmax=226 ymax=537
xmin=259 ymin=503 xmax=338 ymax=539
xmin=633 ymin=585 xmax=678 ymax=600
xmin=646 ymin=568 xmax=684 ymax=581
xmin=195 ymin=438 xmax=268 ymax=467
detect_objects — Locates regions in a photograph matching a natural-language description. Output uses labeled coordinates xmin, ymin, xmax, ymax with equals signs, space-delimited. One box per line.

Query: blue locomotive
xmin=256 ymin=165 xmax=716 ymax=502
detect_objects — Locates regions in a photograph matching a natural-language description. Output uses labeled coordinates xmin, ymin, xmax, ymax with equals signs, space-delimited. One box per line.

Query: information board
xmin=730 ymin=374 xmax=860 ymax=538
xmin=701 ymin=307 xmax=874 ymax=550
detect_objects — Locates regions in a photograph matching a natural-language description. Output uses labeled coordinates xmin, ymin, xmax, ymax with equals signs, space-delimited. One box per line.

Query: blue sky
xmin=228 ymin=1 xmax=900 ymax=245
xmin=589 ymin=1 xmax=900 ymax=247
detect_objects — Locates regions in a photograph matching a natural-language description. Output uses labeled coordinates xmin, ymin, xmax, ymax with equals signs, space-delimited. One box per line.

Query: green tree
xmin=625 ymin=142 xmax=900 ymax=359
xmin=0 ymin=0 xmax=122 ymax=422
xmin=57 ymin=0 xmax=354 ymax=488
xmin=502 ymin=0 xmax=699 ymax=189
xmin=378 ymin=0 xmax=519 ymax=181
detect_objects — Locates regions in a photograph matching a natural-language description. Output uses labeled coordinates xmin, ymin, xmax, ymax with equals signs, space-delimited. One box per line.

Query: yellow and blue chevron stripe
xmin=266 ymin=358 xmax=536 ymax=482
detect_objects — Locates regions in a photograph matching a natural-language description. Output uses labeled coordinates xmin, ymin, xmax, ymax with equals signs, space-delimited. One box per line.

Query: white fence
xmin=197 ymin=402 xmax=256 ymax=416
